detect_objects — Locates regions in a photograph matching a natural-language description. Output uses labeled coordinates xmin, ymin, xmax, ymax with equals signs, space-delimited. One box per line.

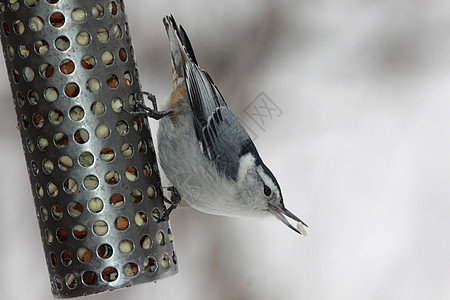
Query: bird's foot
xmin=125 ymin=91 xmax=172 ymax=120
xmin=158 ymin=186 xmax=182 ymax=222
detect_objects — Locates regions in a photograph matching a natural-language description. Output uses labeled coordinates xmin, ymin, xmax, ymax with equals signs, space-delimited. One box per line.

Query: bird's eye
xmin=263 ymin=185 xmax=272 ymax=197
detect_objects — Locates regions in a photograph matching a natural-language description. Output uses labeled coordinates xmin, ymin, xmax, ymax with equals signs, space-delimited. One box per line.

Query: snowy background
xmin=1 ymin=0 xmax=450 ymax=299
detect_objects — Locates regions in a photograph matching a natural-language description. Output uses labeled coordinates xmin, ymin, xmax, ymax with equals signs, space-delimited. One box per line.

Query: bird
xmin=133 ymin=15 xmax=308 ymax=235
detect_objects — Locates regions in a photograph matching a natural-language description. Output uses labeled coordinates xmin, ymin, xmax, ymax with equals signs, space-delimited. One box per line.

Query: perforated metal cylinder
xmin=0 ymin=0 xmax=178 ymax=298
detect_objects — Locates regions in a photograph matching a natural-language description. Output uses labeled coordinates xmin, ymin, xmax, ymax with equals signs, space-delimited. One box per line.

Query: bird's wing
xmin=200 ymin=106 xmax=258 ymax=181
xmin=165 ymin=15 xmax=258 ymax=180
xmin=184 ymin=62 xmax=228 ymax=141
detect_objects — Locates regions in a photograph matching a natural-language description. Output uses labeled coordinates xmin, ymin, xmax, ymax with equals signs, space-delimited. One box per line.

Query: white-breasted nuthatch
xmin=134 ymin=15 xmax=308 ymax=235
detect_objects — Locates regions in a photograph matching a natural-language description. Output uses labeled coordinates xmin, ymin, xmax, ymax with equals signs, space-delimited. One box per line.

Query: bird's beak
xmin=268 ymin=203 xmax=308 ymax=235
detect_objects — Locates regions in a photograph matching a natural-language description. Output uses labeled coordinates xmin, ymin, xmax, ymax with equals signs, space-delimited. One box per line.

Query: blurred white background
xmin=1 ymin=0 xmax=449 ymax=299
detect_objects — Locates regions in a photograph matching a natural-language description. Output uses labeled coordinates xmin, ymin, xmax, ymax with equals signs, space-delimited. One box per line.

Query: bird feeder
xmin=0 ymin=0 xmax=178 ymax=297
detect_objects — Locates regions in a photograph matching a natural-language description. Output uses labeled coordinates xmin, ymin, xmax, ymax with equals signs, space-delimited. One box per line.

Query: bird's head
xmin=236 ymin=153 xmax=308 ymax=235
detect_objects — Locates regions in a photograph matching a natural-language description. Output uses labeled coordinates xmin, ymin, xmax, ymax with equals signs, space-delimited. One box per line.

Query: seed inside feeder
xmin=161 ymin=254 xmax=170 ymax=268
xmin=68 ymin=201 xmax=83 ymax=217
xmin=138 ymin=140 xmax=147 ymax=153
xmin=73 ymin=224 xmax=87 ymax=239
xmin=9 ymin=0 xmax=19 ymax=11
xmin=56 ymin=227 xmax=68 ymax=243
xmin=101 ymin=50 xmax=114 ymax=65
xmin=168 ymin=228 xmax=174 ymax=242
xmin=140 ymin=235 xmax=152 ymax=250
xmin=36 ymin=183 xmax=44 ymax=198
xmin=46 ymin=230 xmax=54 ymax=244
xmin=134 ymin=212 xmax=147 ymax=227
xmin=35 ymin=40 xmax=49 ymax=55
xmin=156 ymin=231 xmax=165 ymax=246
xmin=55 ymin=36 xmax=70 ymax=51
xmin=41 ymin=207 xmax=49 ymax=222
xmin=60 ymin=59 xmax=75 ymax=75
xmin=151 ymin=208 xmax=160 ymax=223
xmin=115 ymin=216 xmax=129 ymax=230
xmin=74 ymin=129 xmax=89 ymax=144
xmin=107 ymin=74 xmax=119 ymax=89
xmin=133 ymin=117 xmax=141 ymax=131
xmin=131 ymin=189 xmax=142 ymax=204
xmin=7 ymin=45 xmax=15 ymax=59
xmin=61 ymin=250 xmax=72 ymax=266
xmin=49 ymin=110 xmax=63 ymax=124
xmin=100 ymin=148 xmax=115 ymax=162
xmin=13 ymin=20 xmax=24 ymax=35
xmin=143 ymin=163 xmax=151 ymax=177
xmin=124 ymin=71 xmax=132 ymax=85
xmin=92 ymin=4 xmax=104 ymax=19
xmin=65 ymin=273 xmax=78 ymax=289
xmin=147 ymin=185 xmax=155 ymax=200
xmin=110 ymin=193 xmax=124 ymax=208
xmin=123 ymin=263 xmax=138 ymax=277
xmin=111 ymin=97 xmax=123 ymax=112
xmin=121 ymin=143 xmax=133 ymax=157
xmin=97 ymin=27 xmax=109 ymax=43
xmin=116 ymin=120 xmax=128 ymax=135
xmin=23 ymin=66 xmax=35 ymax=82
xmin=93 ymin=220 xmax=108 ymax=236
xmin=51 ymin=204 xmax=63 ymax=220
xmin=125 ymin=166 xmax=137 ymax=181
xmin=77 ymin=248 xmax=92 ymax=263
xmin=50 ymin=252 xmax=58 ymax=267
xmin=105 ymin=170 xmax=119 ymax=185
xmin=82 ymin=271 xmax=97 ymax=285
xmin=81 ymin=55 xmax=95 ymax=69
xmin=109 ymin=1 xmax=117 ymax=15
xmin=44 ymin=87 xmax=58 ymax=102
xmin=54 ymin=276 xmax=63 ymax=291
xmin=119 ymin=240 xmax=133 ymax=254
xmin=91 ymin=101 xmax=105 ymax=115
xmin=27 ymin=138 xmax=35 ymax=153
xmin=18 ymin=44 xmax=29 ymax=58
xmin=144 ymin=257 xmax=157 ymax=273
xmin=79 ymin=151 xmax=94 ymax=167
xmin=39 ymin=63 xmax=54 ymax=78
xmin=101 ymin=267 xmax=118 ymax=282
xmin=88 ymin=198 xmax=103 ymax=213
xmin=26 ymin=0 xmax=39 ymax=7
xmin=58 ymin=155 xmax=73 ymax=171
xmin=96 ymin=124 xmax=110 ymax=139
xmin=83 ymin=175 xmax=99 ymax=190
xmin=28 ymin=90 xmax=39 ymax=105
xmin=69 ymin=106 xmax=84 ymax=121
xmin=113 ymin=25 xmax=122 ymax=39
xmin=63 ymin=178 xmax=78 ymax=194
xmin=97 ymin=243 xmax=113 ymax=259
xmin=33 ymin=113 xmax=44 ymax=128
xmin=54 ymin=132 xmax=68 ymax=147
xmin=87 ymin=78 xmax=101 ymax=93
xmin=76 ymin=31 xmax=90 ymax=46
xmin=38 ymin=136 xmax=49 ymax=151
xmin=30 ymin=16 xmax=44 ymax=31
xmin=50 ymin=12 xmax=65 ymax=28
xmin=119 ymin=48 xmax=127 ymax=61
xmin=71 ymin=8 xmax=86 ymax=22
xmin=47 ymin=182 xmax=58 ymax=197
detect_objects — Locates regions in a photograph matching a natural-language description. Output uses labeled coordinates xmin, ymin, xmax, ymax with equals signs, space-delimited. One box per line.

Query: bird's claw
xmin=158 ymin=186 xmax=181 ymax=222
xmin=124 ymin=91 xmax=172 ymax=120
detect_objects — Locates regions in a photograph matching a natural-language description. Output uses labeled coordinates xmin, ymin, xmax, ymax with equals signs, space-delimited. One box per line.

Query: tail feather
xmin=163 ymin=15 xmax=198 ymax=86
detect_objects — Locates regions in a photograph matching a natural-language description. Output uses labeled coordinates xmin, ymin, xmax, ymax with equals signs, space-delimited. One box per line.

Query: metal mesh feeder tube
xmin=0 ymin=0 xmax=178 ymax=298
